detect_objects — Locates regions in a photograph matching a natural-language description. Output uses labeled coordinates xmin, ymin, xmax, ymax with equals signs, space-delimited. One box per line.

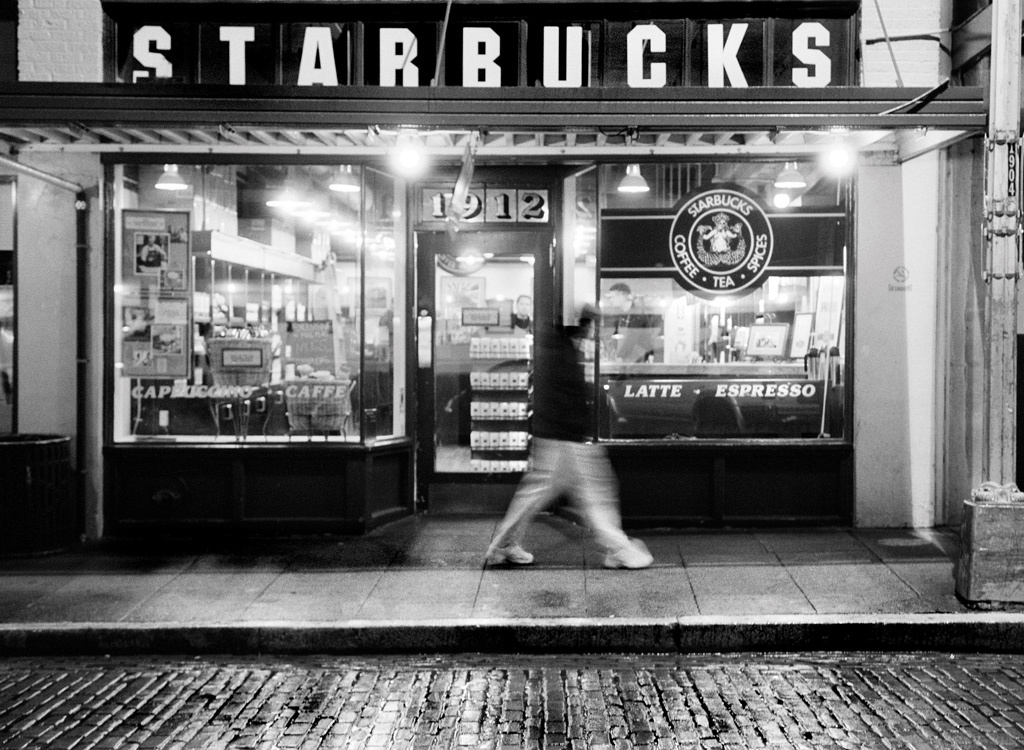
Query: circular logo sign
xmin=669 ymin=187 xmax=774 ymax=299
xmin=436 ymin=252 xmax=485 ymax=276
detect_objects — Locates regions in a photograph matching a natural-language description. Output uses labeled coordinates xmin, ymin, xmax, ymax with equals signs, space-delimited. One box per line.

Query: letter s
xmin=133 ymin=26 xmax=173 ymax=81
xmin=792 ymin=22 xmax=832 ymax=87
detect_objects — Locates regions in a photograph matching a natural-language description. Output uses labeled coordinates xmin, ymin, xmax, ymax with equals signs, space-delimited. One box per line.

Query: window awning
xmin=0 ymin=82 xmax=986 ymax=163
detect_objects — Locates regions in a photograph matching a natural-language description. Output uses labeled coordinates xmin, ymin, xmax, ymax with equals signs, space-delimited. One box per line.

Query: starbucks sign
xmin=669 ymin=186 xmax=774 ymax=298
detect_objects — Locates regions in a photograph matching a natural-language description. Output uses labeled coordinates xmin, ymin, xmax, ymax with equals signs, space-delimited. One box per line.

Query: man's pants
xmin=491 ymin=437 xmax=631 ymax=554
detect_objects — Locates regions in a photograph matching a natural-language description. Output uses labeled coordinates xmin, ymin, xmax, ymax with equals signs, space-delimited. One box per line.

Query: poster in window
xmin=152 ymin=324 xmax=185 ymax=355
xmin=122 ymin=305 xmax=153 ymax=342
xmin=349 ymin=276 xmax=393 ymax=313
xmin=789 ymin=312 xmax=814 ymax=359
xmin=121 ymin=210 xmax=191 ymax=378
xmin=160 ymin=267 xmax=187 ymax=291
xmin=134 ymin=232 xmax=169 ymax=275
xmin=439 ymin=276 xmax=485 ymax=319
xmin=746 ymin=323 xmax=790 ymax=358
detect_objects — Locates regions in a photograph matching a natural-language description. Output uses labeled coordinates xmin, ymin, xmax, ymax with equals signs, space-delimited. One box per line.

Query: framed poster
xmin=121 ymin=210 xmax=191 ymax=378
xmin=282 ymin=320 xmax=336 ymax=375
xmin=462 ymin=307 xmax=500 ymax=326
xmin=746 ymin=323 xmax=790 ymax=358
xmin=365 ymin=277 xmax=392 ymax=312
xmin=789 ymin=312 xmax=814 ymax=359
xmin=221 ymin=347 xmax=264 ymax=368
xmin=439 ymin=276 xmax=486 ymax=319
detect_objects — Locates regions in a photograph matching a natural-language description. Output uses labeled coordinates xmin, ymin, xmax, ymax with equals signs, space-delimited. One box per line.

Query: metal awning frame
xmin=0 ymin=82 xmax=987 ymax=164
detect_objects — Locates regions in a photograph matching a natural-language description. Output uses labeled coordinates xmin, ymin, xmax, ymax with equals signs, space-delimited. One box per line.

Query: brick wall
xmin=861 ymin=0 xmax=951 ymax=86
xmin=18 ymin=0 xmax=103 ymax=82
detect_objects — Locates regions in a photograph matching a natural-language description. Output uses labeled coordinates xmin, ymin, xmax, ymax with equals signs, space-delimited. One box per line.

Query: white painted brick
xmin=860 ymin=0 xmax=948 ymax=86
xmin=19 ymin=0 xmax=103 ymax=82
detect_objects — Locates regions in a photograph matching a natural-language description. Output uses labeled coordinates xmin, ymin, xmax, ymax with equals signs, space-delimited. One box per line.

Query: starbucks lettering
xmin=113 ymin=14 xmax=852 ymax=88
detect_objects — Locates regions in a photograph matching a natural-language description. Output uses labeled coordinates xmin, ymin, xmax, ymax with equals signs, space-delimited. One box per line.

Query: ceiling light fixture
xmin=266 ymin=182 xmax=311 ymax=211
xmin=617 ymin=164 xmax=650 ymax=194
xmin=825 ymin=143 xmax=856 ymax=173
xmin=329 ymin=165 xmax=361 ymax=193
xmin=773 ymin=162 xmax=806 ymax=189
xmin=391 ymin=131 xmax=428 ymax=179
xmin=154 ymin=164 xmax=188 ymax=191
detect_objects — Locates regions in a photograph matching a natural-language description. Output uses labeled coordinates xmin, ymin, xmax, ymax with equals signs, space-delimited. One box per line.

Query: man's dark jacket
xmin=531 ymin=324 xmax=589 ymax=442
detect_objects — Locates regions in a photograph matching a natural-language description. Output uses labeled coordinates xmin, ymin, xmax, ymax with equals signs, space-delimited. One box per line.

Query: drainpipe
xmin=75 ymin=191 xmax=89 ymax=537
xmin=979 ymin=0 xmax=1022 ymax=486
xmin=0 ymin=154 xmax=89 ymax=537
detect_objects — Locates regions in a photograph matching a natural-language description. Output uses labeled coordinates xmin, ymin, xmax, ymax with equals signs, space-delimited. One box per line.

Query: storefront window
xmin=0 ymin=178 xmax=13 ymax=434
xmin=110 ymin=162 xmax=407 ymax=443
xmin=596 ymin=161 xmax=848 ymax=440
xmin=361 ymin=167 xmax=406 ymax=439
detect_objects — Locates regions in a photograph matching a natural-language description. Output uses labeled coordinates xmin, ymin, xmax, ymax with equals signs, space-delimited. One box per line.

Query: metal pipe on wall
xmin=75 ymin=191 xmax=90 ymax=539
xmin=0 ymin=154 xmax=82 ymax=194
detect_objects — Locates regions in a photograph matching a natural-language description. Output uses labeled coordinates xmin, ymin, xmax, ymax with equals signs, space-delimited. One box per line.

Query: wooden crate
xmin=955 ymin=498 xmax=1024 ymax=605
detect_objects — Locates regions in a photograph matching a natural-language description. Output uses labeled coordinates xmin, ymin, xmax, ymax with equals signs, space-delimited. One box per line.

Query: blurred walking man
xmin=486 ymin=305 xmax=653 ymax=569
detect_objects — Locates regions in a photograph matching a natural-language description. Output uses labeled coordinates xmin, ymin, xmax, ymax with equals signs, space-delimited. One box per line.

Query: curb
xmin=4 ymin=615 xmax=1024 ymax=655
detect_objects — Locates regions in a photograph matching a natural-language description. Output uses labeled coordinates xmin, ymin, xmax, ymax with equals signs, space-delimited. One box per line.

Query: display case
xmin=468 ymin=335 xmax=532 ymax=473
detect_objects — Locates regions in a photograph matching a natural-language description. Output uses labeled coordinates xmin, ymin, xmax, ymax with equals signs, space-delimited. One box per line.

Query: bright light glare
xmin=391 ymin=135 xmax=427 ymax=178
xmin=824 ymin=144 xmax=855 ymax=174
xmin=773 ymin=192 xmax=792 ymax=209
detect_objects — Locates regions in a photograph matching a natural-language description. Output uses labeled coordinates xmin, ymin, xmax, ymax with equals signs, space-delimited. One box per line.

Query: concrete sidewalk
xmin=2 ymin=514 xmax=1022 ymax=654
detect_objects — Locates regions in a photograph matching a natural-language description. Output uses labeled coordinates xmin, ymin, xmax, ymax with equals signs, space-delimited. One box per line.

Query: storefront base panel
xmin=607 ymin=443 xmax=854 ymax=527
xmin=104 ymin=442 xmax=413 ymax=537
xmin=428 ymin=482 xmax=518 ymax=514
xmin=429 ymin=444 xmax=852 ymax=527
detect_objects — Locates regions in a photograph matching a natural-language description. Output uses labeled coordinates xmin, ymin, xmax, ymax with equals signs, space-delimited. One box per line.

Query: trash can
xmin=0 ymin=434 xmax=77 ymax=555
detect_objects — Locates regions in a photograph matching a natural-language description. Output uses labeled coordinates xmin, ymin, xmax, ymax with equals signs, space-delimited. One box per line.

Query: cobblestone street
xmin=1 ymin=652 xmax=1023 ymax=749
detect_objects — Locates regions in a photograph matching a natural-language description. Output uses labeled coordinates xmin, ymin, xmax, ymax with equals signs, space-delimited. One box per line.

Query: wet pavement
xmin=0 ymin=514 xmax=969 ymax=624
xmin=1 ymin=651 xmax=1023 ymax=749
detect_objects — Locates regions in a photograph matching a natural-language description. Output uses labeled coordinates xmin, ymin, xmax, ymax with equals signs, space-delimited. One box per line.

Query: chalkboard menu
xmin=282 ymin=320 xmax=336 ymax=374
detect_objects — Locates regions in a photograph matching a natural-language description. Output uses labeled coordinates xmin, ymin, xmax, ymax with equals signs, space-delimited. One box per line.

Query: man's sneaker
xmin=603 ymin=539 xmax=653 ymax=569
xmin=486 ymin=543 xmax=535 ymax=566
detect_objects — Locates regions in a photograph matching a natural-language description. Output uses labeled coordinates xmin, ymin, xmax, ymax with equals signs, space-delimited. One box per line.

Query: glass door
xmin=416 ymin=229 xmax=551 ymax=489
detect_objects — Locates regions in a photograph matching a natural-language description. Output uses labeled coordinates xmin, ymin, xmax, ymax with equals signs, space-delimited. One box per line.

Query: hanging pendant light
xmin=773 ymin=162 xmax=807 ymax=189
xmin=617 ymin=164 xmax=650 ymax=194
xmin=329 ymin=165 xmax=361 ymax=193
xmin=266 ymin=175 xmax=311 ymax=211
xmin=155 ymin=164 xmax=188 ymax=191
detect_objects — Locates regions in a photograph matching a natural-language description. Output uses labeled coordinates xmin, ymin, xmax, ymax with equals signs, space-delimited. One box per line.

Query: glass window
xmin=110 ymin=162 xmax=407 ymax=444
xmin=596 ymin=161 xmax=848 ymax=441
xmin=0 ymin=178 xmax=13 ymax=434
xmin=362 ymin=167 xmax=406 ymax=440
